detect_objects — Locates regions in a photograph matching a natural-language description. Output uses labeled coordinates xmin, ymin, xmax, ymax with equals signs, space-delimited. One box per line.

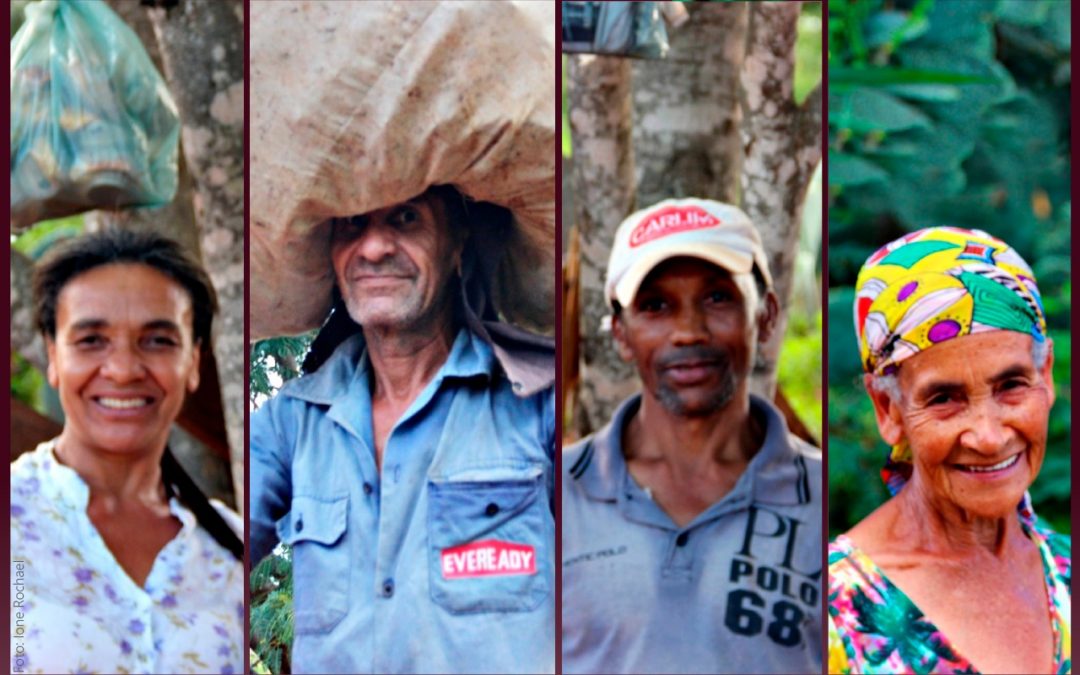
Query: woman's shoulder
xmin=11 ymin=440 xmax=54 ymax=477
xmin=11 ymin=440 xmax=68 ymax=510
xmin=827 ymin=531 xmax=904 ymax=632
xmin=828 ymin=534 xmax=882 ymax=593
xmin=1030 ymin=516 xmax=1070 ymax=586
xmin=1033 ymin=517 xmax=1071 ymax=554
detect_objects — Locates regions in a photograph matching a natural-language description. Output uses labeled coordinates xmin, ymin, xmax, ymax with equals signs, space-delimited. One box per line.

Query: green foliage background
xmin=10 ymin=216 xmax=85 ymax=418
xmin=827 ymin=0 xmax=1071 ymax=538
xmin=249 ymin=333 xmax=313 ymax=673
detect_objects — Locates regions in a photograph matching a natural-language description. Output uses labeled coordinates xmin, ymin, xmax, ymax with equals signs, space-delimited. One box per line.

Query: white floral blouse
xmin=10 ymin=441 xmax=244 ymax=674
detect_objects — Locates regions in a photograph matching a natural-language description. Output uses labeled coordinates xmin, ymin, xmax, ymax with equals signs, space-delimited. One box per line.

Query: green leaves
xmin=250 ymin=547 xmax=294 ymax=674
xmin=828 ymin=152 xmax=888 ymax=188
xmin=830 ymin=89 xmax=931 ymax=134
xmin=829 ymin=67 xmax=992 ymax=89
xmin=827 ymin=0 xmax=1071 ymax=536
xmin=250 ymin=333 xmax=316 ymax=407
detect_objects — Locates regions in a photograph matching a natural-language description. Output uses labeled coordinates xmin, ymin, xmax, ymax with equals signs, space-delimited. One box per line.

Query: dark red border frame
xmin=1069 ymin=0 xmax=1079 ymax=646
xmin=554 ymin=1 xmax=565 ymax=674
xmin=3 ymin=1 xmax=12 ymax=673
xmin=243 ymin=0 xmax=252 ymax=672
xmin=819 ymin=0 xmax=830 ymax=668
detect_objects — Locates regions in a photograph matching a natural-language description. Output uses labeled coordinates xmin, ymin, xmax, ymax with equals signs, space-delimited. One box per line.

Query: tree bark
xmin=148 ymin=0 xmax=246 ymax=510
xmin=84 ymin=153 xmax=201 ymax=252
xmin=568 ymin=3 xmax=821 ymax=432
xmin=739 ymin=1 xmax=822 ymax=399
xmin=631 ymin=3 xmax=748 ymax=206
xmin=11 ymin=249 xmax=47 ymax=373
xmin=567 ymin=55 xmax=638 ymax=437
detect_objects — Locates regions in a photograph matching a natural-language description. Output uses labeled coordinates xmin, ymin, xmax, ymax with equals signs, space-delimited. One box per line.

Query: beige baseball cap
xmin=605 ymin=198 xmax=773 ymax=309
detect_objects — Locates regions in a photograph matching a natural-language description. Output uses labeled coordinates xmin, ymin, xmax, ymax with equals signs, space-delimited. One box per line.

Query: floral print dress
xmin=10 ymin=441 xmax=244 ymax=674
xmin=828 ymin=501 xmax=1071 ymax=674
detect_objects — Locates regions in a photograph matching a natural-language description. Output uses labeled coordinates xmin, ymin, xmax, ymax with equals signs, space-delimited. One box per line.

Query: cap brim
xmin=610 ymin=244 xmax=755 ymax=309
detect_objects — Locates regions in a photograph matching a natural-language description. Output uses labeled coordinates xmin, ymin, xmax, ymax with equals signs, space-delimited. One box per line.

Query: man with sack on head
xmin=250 ymin=185 xmax=555 ymax=673
xmin=248 ymin=1 xmax=556 ymax=671
xmin=562 ymin=199 xmax=823 ymax=674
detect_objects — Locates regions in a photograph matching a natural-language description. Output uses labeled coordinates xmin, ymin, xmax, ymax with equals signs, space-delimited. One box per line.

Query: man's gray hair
xmin=869 ymin=337 xmax=1050 ymax=403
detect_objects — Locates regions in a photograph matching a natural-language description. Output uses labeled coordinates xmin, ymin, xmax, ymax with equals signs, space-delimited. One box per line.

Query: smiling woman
xmin=10 ymin=230 xmax=243 ymax=675
xmin=827 ymin=227 xmax=1070 ymax=675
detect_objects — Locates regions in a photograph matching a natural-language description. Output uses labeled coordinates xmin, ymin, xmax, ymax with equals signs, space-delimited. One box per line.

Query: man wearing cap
xmin=562 ymin=199 xmax=823 ymax=674
xmin=250 ymin=186 xmax=555 ymax=673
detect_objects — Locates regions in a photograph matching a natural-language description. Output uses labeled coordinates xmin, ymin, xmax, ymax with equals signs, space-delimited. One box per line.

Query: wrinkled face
xmin=46 ymin=264 xmax=201 ymax=457
xmin=613 ymin=257 xmax=768 ymax=417
xmin=330 ymin=191 xmax=463 ymax=331
xmin=876 ymin=331 xmax=1055 ymax=518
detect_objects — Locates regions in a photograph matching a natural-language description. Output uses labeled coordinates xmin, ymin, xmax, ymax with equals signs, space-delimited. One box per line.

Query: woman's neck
xmin=892 ymin=479 xmax=1029 ymax=558
xmin=53 ymin=432 xmax=168 ymax=505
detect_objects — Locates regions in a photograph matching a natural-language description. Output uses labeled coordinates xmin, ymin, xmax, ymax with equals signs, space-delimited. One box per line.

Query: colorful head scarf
xmin=853 ymin=226 xmax=1047 ymax=493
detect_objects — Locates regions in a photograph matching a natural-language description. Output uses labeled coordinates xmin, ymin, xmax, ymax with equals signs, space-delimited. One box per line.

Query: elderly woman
xmin=10 ymin=230 xmax=243 ymax=674
xmin=828 ymin=227 xmax=1070 ymax=674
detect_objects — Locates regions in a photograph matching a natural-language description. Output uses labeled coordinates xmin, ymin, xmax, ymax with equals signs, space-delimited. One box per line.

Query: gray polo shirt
xmin=562 ymin=394 xmax=822 ymax=674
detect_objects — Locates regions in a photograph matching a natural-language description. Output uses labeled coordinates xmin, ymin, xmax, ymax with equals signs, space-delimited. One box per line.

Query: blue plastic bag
xmin=10 ymin=0 xmax=180 ymax=229
xmin=561 ymin=1 xmax=669 ymax=59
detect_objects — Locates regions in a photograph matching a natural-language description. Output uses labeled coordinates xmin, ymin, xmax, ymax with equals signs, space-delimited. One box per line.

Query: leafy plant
xmin=827 ymin=0 xmax=1071 ymax=536
xmin=248 ymin=334 xmax=312 ymax=672
xmin=250 ymin=333 xmax=315 ymax=408
xmin=250 ymin=546 xmax=294 ymax=674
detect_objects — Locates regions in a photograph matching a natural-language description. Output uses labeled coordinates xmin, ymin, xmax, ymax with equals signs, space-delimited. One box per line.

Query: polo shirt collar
xmin=578 ymin=393 xmax=811 ymax=508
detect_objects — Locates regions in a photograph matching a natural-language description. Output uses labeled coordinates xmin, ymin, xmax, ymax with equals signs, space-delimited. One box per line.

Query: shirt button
xmin=382 ymin=578 xmax=394 ymax=598
xmin=484 ymin=502 xmax=499 ymax=517
xmin=363 ymin=482 xmax=374 ymax=496
xmin=295 ymin=516 xmax=304 ymax=532
xmin=676 ymin=532 xmax=689 ymax=547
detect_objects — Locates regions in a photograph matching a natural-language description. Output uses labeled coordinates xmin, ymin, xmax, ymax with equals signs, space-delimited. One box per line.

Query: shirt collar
xmin=36 ymin=439 xmax=91 ymax=510
xmin=33 ymin=439 xmax=198 ymax=536
xmin=577 ymin=393 xmax=812 ymax=507
xmin=281 ymin=325 xmax=495 ymax=407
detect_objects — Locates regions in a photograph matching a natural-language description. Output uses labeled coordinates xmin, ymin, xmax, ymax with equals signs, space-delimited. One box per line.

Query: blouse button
xmin=295 ymin=516 xmax=304 ymax=533
xmin=484 ymin=503 xmax=499 ymax=517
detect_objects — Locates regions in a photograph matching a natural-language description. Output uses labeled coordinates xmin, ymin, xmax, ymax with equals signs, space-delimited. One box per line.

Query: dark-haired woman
xmin=10 ymin=230 xmax=243 ymax=674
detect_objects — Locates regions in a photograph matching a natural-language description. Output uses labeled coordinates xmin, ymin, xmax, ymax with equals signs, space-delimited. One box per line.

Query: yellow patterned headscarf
xmin=855 ymin=226 xmax=1046 ymax=376
xmin=854 ymin=227 xmax=1047 ymax=493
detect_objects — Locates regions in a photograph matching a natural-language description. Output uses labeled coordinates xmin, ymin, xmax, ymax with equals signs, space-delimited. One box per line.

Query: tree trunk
xmin=148 ymin=0 xmax=246 ymax=510
xmin=11 ymin=249 xmax=47 ymax=373
xmin=631 ymin=3 xmax=748 ymax=206
xmin=568 ymin=3 xmax=821 ymax=432
xmin=739 ymin=1 xmax=822 ymax=399
xmin=567 ymin=55 xmax=637 ymax=438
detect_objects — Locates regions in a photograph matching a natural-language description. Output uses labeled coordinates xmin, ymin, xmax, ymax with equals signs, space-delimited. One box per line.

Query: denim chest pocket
xmin=427 ymin=468 xmax=551 ymax=614
xmin=277 ymin=494 xmax=349 ymax=633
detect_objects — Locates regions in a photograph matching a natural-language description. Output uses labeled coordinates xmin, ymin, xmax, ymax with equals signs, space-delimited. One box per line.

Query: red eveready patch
xmin=629 ymin=205 xmax=720 ymax=248
xmin=440 ymin=540 xmax=537 ymax=579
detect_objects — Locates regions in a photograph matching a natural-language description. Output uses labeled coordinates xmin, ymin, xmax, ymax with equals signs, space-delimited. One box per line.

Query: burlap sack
xmin=250 ymin=0 xmax=555 ymax=339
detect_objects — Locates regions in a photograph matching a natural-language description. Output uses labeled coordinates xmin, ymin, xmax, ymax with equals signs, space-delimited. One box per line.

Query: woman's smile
xmin=951 ymin=451 xmax=1024 ymax=477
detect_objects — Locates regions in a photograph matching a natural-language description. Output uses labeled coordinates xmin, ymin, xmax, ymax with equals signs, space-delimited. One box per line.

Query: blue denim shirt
xmin=251 ymin=327 xmax=556 ymax=674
